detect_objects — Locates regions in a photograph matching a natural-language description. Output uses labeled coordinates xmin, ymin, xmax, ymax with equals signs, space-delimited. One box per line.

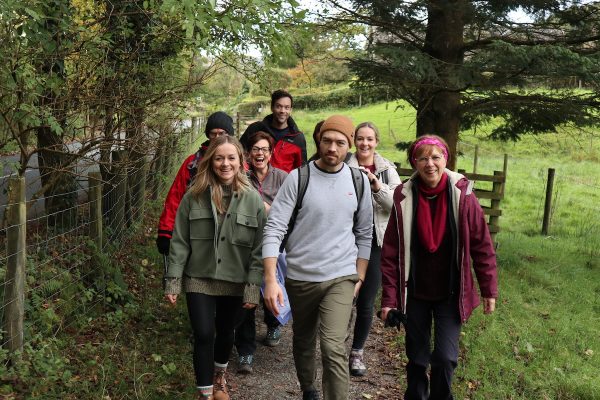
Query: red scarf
xmin=416 ymin=173 xmax=448 ymax=253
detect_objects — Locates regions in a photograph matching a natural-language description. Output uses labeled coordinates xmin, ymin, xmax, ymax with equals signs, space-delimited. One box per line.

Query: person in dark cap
xmin=239 ymin=90 xmax=306 ymax=173
xmin=156 ymin=111 xmax=234 ymax=255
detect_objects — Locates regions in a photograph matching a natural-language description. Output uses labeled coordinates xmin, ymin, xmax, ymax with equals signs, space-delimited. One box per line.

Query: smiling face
xmin=354 ymin=126 xmax=379 ymax=162
xmin=414 ymin=145 xmax=447 ymax=188
xmin=249 ymin=138 xmax=271 ymax=172
xmin=271 ymin=96 xmax=292 ymax=127
xmin=212 ymin=143 xmax=241 ymax=185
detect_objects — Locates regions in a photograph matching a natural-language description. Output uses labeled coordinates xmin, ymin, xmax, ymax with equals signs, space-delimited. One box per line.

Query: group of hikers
xmin=155 ymin=89 xmax=499 ymax=400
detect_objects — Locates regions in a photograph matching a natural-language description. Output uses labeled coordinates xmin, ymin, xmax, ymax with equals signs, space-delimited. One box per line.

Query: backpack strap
xmin=282 ymin=164 xmax=310 ymax=248
xmin=348 ymin=166 xmax=365 ymax=223
xmin=378 ymin=169 xmax=389 ymax=185
xmin=296 ymin=164 xmax=311 ymax=210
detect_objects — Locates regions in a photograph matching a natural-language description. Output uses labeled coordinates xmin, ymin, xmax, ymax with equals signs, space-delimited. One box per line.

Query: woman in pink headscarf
xmin=380 ymin=134 xmax=498 ymax=400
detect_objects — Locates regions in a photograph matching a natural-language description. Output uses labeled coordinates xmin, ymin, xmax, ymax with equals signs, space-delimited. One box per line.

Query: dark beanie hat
xmin=319 ymin=115 xmax=354 ymax=148
xmin=205 ymin=111 xmax=234 ymax=137
xmin=240 ymin=121 xmax=270 ymax=151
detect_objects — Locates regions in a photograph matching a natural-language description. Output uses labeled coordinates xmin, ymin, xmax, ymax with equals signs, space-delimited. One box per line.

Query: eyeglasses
xmin=251 ymin=146 xmax=271 ymax=154
xmin=415 ymin=155 xmax=444 ymax=164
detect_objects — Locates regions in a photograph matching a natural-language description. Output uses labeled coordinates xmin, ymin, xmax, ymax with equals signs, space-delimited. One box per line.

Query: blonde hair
xmin=189 ymin=136 xmax=251 ymax=213
xmin=355 ymin=122 xmax=380 ymax=143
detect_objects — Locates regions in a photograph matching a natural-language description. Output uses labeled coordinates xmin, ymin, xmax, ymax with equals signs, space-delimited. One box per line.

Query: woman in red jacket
xmin=380 ymin=135 xmax=498 ymax=400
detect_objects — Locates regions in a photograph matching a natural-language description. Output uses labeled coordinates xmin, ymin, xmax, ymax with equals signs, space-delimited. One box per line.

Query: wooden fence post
xmin=3 ymin=177 xmax=26 ymax=360
xmin=542 ymin=168 xmax=555 ymax=236
xmin=489 ymin=170 xmax=503 ymax=243
xmin=88 ymin=172 xmax=103 ymax=249
xmin=473 ymin=145 xmax=479 ymax=174
xmin=236 ymin=112 xmax=241 ymax=138
xmin=502 ymin=153 xmax=509 ymax=196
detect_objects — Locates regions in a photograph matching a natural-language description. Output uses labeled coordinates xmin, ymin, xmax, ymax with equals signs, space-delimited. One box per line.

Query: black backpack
xmin=282 ymin=163 xmax=365 ymax=247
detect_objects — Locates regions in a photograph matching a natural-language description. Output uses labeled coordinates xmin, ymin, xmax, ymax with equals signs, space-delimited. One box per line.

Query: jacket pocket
xmin=189 ymin=208 xmax=214 ymax=239
xmin=231 ymin=213 xmax=259 ymax=247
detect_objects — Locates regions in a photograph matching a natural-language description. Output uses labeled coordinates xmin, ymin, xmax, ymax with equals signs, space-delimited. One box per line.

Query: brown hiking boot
xmin=213 ymin=369 xmax=229 ymax=400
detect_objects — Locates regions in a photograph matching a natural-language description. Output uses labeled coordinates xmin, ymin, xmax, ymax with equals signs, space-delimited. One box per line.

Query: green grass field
xmin=4 ymin=102 xmax=598 ymax=399
xmin=293 ymin=102 xmax=600 ymax=399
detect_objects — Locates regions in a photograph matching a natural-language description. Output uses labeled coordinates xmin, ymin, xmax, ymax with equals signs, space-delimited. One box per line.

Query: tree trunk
xmin=416 ymin=0 xmax=465 ymax=170
xmin=35 ymin=2 xmax=78 ymax=228
xmin=36 ymin=127 xmax=78 ymax=228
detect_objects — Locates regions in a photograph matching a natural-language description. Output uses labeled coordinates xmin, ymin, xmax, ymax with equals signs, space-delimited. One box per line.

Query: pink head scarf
xmin=411 ymin=137 xmax=449 ymax=161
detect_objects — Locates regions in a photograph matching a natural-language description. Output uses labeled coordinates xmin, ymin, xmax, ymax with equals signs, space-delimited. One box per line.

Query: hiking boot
xmin=237 ymin=354 xmax=253 ymax=374
xmin=212 ymin=369 xmax=229 ymax=400
xmin=349 ymin=349 xmax=367 ymax=377
xmin=264 ymin=326 xmax=281 ymax=347
xmin=302 ymin=389 xmax=320 ymax=400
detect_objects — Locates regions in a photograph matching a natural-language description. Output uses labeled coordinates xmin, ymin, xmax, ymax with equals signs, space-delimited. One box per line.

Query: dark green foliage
xmin=238 ymin=87 xmax=390 ymax=114
xmin=340 ymin=0 xmax=600 ymax=153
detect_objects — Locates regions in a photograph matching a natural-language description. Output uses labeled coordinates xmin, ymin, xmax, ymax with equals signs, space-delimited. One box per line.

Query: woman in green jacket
xmin=164 ymin=135 xmax=266 ymax=400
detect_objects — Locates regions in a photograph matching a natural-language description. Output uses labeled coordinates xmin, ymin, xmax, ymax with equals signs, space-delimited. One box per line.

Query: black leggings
xmin=186 ymin=292 xmax=244 ymax=386
xmin=351 ymin=237 xmax=382 ymax=350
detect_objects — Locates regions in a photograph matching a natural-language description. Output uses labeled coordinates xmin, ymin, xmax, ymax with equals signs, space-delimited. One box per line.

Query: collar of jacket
xmin=262 ymin=114 xmax=301 ymax=136
xmin=247 ymin=164 xmax=273 ymax=182
xmin=347 ymin=152 xmax=396 ymax=175
xmin=187 ymin=140 xmax=211 ymax=171
xmin=401 ymin=169 xmax=472 ymax=199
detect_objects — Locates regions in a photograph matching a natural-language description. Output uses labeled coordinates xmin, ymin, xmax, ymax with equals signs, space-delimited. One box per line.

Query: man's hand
xmin=353 ymin=279 xmax=363 ymax=298
xmin=156 ymin=236 xmax=171 ymax=255
xmin=263 ymin=280 xmax=284 ymax=316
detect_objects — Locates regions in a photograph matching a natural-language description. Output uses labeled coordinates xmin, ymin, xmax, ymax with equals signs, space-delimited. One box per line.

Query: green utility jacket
xmin=166 ymin=187 xmax=266 ymax=286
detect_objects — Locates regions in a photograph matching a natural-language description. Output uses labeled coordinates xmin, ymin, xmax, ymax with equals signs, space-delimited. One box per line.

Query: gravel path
xmin=226 ymin=306 xmax=405 ymax=400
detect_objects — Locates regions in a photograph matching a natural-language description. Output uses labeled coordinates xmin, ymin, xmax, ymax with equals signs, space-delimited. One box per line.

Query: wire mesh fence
xmin=0 ymin=121 xmax=201 ymax=363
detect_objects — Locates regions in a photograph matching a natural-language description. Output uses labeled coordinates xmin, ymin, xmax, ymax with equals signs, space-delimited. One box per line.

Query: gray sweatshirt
xmin=263 ymin=161 xmax=373 ymax=282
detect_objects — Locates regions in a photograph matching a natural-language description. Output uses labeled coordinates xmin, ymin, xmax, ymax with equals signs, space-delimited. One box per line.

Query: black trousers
xmin=404 ymin=295 xmax=461 ymax=400
xmin=351 ymin=237 xmax=382 ymax=350
xmin=186 ymin=292 xmax=244 ymax=386
xmin=234 ymin=299 xmax=281 ymax=356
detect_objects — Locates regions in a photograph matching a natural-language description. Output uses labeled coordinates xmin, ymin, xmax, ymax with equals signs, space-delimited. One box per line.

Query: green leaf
xmin=24 ymin=8 xmax=40 ymax=20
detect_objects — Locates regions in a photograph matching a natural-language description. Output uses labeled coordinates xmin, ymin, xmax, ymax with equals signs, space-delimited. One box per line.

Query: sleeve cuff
xmin=164 ymin=278 xmax=182 ymax=295
xmin=357 ymin=246 xmax=372 ymax=260
xmin=243 ymin=284 xmax=260 ymax=305
xmin=262 ymin=243 xmax=282 ymax=259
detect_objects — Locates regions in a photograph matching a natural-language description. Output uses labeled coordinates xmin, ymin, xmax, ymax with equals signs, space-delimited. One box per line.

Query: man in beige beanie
xmin=263 ymin=115 xmax=373 ymax=400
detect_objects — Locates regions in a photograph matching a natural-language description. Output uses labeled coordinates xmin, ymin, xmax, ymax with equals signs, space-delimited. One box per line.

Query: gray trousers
xmin=286 ymin=275 xmax=356 ymax=400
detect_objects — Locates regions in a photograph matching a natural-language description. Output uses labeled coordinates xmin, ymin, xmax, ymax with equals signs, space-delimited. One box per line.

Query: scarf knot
xmin=416 ymin=173 xmax=448 ymax=253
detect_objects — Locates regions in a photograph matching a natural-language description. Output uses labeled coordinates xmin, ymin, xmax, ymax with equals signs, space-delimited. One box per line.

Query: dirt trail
xmin=227 ymin=307 xmax=405 ymax=400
